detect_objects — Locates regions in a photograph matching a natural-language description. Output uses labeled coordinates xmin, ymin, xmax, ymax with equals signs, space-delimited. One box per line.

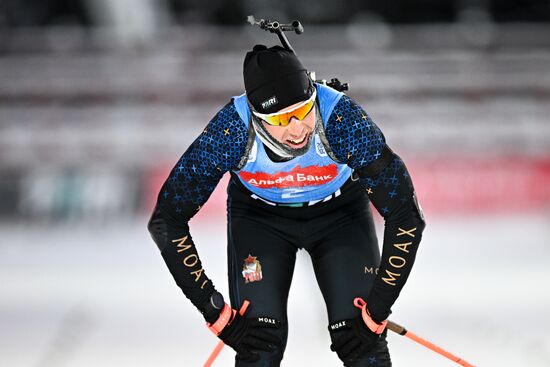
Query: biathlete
xmin=148 ymin=36 xmax=425 ymax=366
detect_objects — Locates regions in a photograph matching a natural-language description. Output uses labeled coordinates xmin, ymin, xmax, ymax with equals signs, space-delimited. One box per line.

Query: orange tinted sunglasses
xmin=252 ymin=89 xmax=316 ymax=126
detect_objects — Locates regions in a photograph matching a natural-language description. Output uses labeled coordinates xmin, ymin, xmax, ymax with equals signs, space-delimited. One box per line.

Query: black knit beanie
xmin=243 ymin=45 xmax=313 ymax=114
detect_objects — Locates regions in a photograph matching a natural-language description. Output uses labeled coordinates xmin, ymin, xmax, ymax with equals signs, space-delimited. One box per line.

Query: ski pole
xmin=387 ymin=320 xmax=476 ymax=367
xmin=203 ymin=300 xmax=250 ymax=367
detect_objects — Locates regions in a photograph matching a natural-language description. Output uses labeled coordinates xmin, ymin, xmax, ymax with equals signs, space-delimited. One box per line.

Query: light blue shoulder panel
xmin=315 ymin=83 xmax=344 ymax=126
xmin=232 ymin=93 xmax=251 ymax=128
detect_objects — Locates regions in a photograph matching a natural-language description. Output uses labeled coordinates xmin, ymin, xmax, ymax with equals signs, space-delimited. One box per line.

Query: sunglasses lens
xmin=261 ymin=99 xmax=314 ymax=126
xmin=294 ymin=100 xmax=314 ymax=120
xmin=262 ymin=115 xmax=285 ymax=126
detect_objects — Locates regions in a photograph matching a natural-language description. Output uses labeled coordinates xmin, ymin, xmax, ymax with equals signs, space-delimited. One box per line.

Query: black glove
xmin=218 ymin=312 xmax=282 ymax=362
xmin=329 ymin=317 xmax=381 ymax=365
xmin=329 ymin=298 xmax=388 ymax=365
xmin=202 ymin=293 xmax=282 ymax=362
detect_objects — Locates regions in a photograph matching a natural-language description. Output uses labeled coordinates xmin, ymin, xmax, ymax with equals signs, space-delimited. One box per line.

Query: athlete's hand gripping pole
xmin=386 ymin=320 xmax=476 ymax=367
xmin=203 ymin=300 xmax=250 ymax=367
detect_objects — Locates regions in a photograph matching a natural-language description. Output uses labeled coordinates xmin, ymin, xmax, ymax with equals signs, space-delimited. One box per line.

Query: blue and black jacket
xmin=148 ymin=84 xmax=426 ymax=322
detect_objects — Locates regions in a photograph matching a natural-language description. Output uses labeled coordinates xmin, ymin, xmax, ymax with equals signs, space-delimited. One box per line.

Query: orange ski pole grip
xmin=387 ymin=320 xmax=476 ymax=367
xmin=204 ymin=300 xmax=250 ymax=367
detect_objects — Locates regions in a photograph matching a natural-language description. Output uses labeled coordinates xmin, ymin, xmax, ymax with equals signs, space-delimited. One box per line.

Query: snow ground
xmin=1 ymin=213 xmax=549 ymax=367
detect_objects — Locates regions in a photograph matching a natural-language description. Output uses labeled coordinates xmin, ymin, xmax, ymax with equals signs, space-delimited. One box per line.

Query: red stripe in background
xmin=409 ymin=156 xmax=550 ymax=214
xmin=143 ymin=156 xmax=550 ymax=218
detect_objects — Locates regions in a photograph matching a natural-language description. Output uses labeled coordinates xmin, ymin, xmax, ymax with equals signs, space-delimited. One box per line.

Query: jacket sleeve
xmin=147 ymin=101 xmax=249 ymax=314
xmin=325 ymin=95 xmax=426 ymax=322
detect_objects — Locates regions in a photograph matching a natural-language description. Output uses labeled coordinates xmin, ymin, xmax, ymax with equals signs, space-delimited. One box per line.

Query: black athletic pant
xmin=226 ymin=177 xmax=392 ymax=367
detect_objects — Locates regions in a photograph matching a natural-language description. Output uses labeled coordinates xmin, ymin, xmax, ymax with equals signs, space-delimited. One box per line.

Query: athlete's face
xmin=261 ymin=102 xmax=316 ymax=149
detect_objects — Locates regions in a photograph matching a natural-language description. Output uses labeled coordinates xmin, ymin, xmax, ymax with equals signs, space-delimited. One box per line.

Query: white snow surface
xmin=1 ymin=213 xmax=549 ymax=367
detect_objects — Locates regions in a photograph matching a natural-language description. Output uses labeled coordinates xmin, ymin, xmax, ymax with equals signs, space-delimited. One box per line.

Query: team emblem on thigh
xmin=242 ymin=254 xmax=263 ymax=283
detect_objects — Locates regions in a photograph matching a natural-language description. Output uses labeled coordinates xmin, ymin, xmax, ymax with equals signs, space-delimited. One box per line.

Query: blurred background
xmin=1 ymin=0 xmax=549 ymax=366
